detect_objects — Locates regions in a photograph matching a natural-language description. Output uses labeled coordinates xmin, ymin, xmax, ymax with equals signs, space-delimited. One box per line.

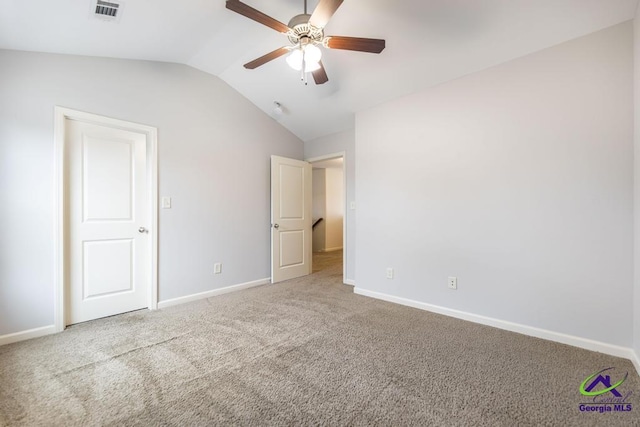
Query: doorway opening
xmin=307 ymin=153 xmax=345 ymax=280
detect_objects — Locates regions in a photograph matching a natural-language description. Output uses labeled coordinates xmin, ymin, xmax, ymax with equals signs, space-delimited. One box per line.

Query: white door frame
xmin=53 ymin=106 xmax=159 ymax=332
xmin=306 ymin=151 xmax=347 ymax=284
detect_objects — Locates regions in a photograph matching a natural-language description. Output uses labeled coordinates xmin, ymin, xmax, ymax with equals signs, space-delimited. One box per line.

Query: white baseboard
xmin=631 ymin=351 xmax=640 ymax=377
xmin=343 ymin=279 xmax=355 ymax=286
xmin=0 ymin=325 xmax=57 ymax=346
xmin=158 ymin=278 xmax=270 ymax=309
xmin=319 ymin=247 xmax=343 ymax=252
xmin=354 ymin=288 xmax=637 ymax=364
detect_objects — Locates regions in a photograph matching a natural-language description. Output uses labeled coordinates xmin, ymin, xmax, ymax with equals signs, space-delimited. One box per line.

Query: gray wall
xmin=355 ymin=22 xmax=634 ymax=347
xmin=0 ymin=50 xmax=303 ymax=336
xmin=305 ymin=129 xmax=356 ymax=283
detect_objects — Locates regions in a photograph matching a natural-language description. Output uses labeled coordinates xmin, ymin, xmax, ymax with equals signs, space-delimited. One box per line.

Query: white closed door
xmin=66 ymin=119 xmax=149 ymax=325
xmin=271 ymin=155 xmax=312 ymax=283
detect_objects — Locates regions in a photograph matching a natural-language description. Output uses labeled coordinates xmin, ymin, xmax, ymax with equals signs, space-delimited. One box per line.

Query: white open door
xmin=66 ymin=119 xmax=150 ymax=324
xmin=271 ymin=155 xmax=312 ymax=283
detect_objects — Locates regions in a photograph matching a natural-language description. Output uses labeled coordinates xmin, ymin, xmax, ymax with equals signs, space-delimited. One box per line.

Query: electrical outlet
xmin=214 ymin=263 xmax=222 ymax=274
xmin=448 ymin=276 xmax=457 ymax=290
xmin=386 ymin=268 xmax=394 ymax=279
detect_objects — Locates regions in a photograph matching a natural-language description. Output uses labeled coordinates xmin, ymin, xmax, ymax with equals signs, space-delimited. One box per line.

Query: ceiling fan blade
xmin=226 ymin=0 xmax=291 ymax=33
xmin=312 ymin=61 xmax=329 ymax=85
xmin=325 ymin=36 xmax=386 ymax=53
xmin=244 ymin=47 xmax=291 ymax=69
xmin=309 ymin=0 xmax=344 ymax=29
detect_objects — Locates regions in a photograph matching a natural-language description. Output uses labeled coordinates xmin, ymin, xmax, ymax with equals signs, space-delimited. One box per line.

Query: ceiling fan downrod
xmin=301 ymin=47 xmax=307 ymax=85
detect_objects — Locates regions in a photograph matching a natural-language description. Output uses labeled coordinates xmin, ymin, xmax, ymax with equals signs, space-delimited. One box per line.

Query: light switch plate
xmin=161 ymin=197 xmax=172 ymax=209
xmin=350 ymin=201 xmax=356 ymax=210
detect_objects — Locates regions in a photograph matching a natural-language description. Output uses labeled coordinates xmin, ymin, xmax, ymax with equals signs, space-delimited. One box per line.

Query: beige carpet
xmin=1 ymin=255 xmax=639 ymax=426
xmin=312 ymin=249 xmax=343 ymax=273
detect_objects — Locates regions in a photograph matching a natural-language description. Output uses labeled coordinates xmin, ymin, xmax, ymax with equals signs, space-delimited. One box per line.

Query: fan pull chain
xmin=302 ymin=49 xmax=308 ymax=85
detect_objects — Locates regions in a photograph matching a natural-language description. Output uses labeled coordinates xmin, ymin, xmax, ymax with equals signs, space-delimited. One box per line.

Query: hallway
xmin=312 ymin=250 xmax=343 ymax=273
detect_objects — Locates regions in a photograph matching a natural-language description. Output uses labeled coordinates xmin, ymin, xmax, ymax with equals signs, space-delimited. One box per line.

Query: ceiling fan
xmin=225 ymin=0 xmax=386 ymax=85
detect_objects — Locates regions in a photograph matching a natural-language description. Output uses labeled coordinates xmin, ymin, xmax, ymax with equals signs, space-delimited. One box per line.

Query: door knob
xmin=138 ymin=227 xmax=147 ymax=233
xmin=273 ymin=224 xmax=279 ymax=229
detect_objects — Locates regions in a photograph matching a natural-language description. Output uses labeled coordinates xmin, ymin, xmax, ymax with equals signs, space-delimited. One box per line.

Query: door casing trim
xmin=53 ymin=106 xmax=159 ymax=332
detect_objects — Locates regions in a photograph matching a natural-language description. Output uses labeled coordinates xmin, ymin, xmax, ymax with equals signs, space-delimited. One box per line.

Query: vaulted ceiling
xmin=1 ymin=0 xmax=638 ymax=141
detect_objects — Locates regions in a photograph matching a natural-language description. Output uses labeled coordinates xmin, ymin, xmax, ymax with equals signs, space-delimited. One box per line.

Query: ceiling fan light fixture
xmin=305 ymin=61 xmax=321 ymax=72
xmin=304 ymin=44 xmax=322 ymax=63
xmin=286 ymin=44 xmax=322 ymax=72
xmin=285 ymin=49 xmax=302 ymax=70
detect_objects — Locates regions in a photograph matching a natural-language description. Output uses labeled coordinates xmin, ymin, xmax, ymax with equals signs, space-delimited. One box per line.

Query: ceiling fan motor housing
xmin=287 ymin=14 xmax=324 ymax=45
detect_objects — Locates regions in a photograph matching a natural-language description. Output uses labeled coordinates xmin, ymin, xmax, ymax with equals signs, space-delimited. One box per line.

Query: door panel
xmin=66 ymin=119 xmax=149 ymax=325
xmin=83 ymin=239 xmax=134 ymax=298
xmin=83 ymin=137 xmax=133 ymax=221
xmin=279 ymin=164 xmax=304 ymax=218
xmin=271 ymin=156 xmax=311 ymax=283
xmin=279 ymin=230 xmax=304 ymax=267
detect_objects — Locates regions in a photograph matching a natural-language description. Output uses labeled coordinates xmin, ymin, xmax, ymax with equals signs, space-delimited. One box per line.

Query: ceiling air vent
xmin=92 ymin=0 xmax=123 ymax=22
